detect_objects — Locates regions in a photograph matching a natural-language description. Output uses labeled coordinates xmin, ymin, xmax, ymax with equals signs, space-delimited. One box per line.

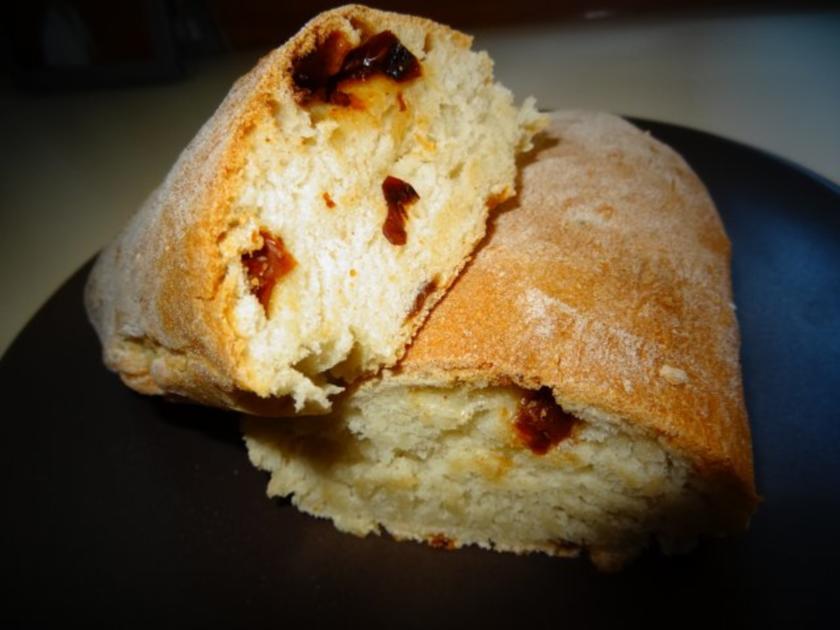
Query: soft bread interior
xmin=218 ymin=18 xmax=542 ymax=410
xmin=244 ymin=381 xmax=737 ymax=569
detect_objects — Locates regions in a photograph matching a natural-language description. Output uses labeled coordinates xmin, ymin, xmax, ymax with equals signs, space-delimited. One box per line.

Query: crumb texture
xmin=244 ymin=382 xmax=727 ymax=569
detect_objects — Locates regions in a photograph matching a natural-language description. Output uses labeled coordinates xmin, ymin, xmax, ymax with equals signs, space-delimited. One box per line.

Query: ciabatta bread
xmin=85 ymin=4 xmax=544 ymax=413
xmin=244 ymin=111 xmax=758 ymax=569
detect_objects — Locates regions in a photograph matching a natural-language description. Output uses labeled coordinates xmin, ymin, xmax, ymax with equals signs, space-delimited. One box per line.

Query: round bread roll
xmin=244 ymin=111 xmax=758 ymax=569
xmin=84 ymin=4 xmax=544 ymax=413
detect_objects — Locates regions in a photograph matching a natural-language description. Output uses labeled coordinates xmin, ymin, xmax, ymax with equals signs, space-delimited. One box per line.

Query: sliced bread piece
xmin=85 ymin=4 xmax=544 ymax=413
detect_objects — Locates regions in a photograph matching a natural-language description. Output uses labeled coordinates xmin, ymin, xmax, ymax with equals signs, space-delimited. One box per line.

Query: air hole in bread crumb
xmin=406 ymin=278 xmax=437 ymax=319
xmin=215 ymin=218 xmax=243 ymax=244
xmin=485 ymin=188 xmax=510 ymax=209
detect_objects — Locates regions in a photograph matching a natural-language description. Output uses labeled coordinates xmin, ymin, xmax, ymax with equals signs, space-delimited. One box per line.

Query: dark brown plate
xmin=2 ymin=119 xmax=839 ymax=626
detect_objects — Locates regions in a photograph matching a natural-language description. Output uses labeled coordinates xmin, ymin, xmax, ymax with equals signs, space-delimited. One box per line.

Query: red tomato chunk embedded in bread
xmin=514 ymin=388 xmax=579 ymax=455
xmin=242 ymin=232 xmax=297 ymax=313
xmin=292 ymin=30 xmax=421 ymax=106
xmin=381 ymin=175 xmax=419 ymax=245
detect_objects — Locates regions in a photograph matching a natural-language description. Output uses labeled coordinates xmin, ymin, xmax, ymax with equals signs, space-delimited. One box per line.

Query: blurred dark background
xmin=3 ymin=0 xmax=834 ymax=89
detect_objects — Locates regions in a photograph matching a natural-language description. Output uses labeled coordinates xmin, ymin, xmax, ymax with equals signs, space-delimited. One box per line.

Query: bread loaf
xmin=244 ymin=111 xmax=758 ymax=569
xmin=85 ymin=4 xmax=544 ymax=413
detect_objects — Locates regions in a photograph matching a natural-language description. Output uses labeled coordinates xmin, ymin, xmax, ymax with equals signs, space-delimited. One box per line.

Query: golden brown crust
xmin=84 ymin=5 xmax=477 ymax=413
xmin=398 ymin=111 xmax=757 ymax=511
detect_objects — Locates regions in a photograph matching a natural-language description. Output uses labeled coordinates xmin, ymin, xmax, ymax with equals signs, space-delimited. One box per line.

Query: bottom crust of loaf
xmin=243 ymin=381 xmax=743 ymax=570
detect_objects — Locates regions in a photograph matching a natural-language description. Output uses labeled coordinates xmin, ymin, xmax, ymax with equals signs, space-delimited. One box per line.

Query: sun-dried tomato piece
xmin=335 ymin=31 xmax=421 ymax=84
xmin=407 ymin=279 xmax=437 ymax=318
xmin=381 ymin=175 xmax=419 ymax=245
xmin=292 ymin=31 xmax=353 ymax=95
xmin=514 ymin=388 xmax=578 ymax=455
xmin=292 ymin=30 xmax=421 ymax=106
xmin=242 ymin=232 xmax=296 ymax=312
